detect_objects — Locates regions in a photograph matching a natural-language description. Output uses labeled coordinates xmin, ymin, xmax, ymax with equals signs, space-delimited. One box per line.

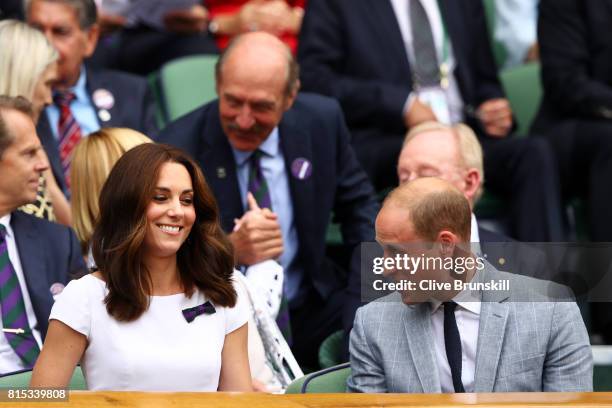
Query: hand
xmin=524 ymin=42 xmax=539 ymax=63
xmin=230 ymin=193 xmax=284 ymax=266
xmin=476 ymin=98 xmax=513 ymax=138
xmin=404 ymin=98 xmax=438 ymax=128
xmin=254 ymin=0 xmax=292 ymax=33
xmin=163 ymin=4 xmax=209 ymax=34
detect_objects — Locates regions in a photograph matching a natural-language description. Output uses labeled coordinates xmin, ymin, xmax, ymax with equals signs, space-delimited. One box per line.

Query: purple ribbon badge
xmin=182 ymin=301 xmax=216 ymax=323
xmin=291 ymin=158 xmax=313 ymax=180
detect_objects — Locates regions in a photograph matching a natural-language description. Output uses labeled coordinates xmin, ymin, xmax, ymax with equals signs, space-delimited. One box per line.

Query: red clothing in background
xmin=207 ymin=0 xmax=306 ymax=54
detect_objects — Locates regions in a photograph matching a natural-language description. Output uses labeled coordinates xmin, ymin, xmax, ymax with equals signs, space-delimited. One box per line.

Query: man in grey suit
xmin=348 ymin=178 xmax=592 ymax=393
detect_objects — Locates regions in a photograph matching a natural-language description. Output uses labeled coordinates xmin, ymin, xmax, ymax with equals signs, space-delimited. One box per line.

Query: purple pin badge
xmin=291 ymin=158 xmax=312 ymax=180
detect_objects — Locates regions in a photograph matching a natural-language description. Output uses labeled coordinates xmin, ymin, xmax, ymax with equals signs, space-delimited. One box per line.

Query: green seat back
xmin=499 ymin=62 xmax=542 ymax=137
xmin=285 ymin=363 xmax=351 ymax=394
xmin=0 ymin=366 xmax=86 ymax=390
xmin=159 ymin=55 xmax=219 ymax=122
xmin=318 ymin=330 xmax=345 ymax=369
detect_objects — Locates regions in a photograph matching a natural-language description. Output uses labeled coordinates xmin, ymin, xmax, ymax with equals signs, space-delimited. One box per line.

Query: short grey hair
xmin=0 ymin=96 xmax=34 ymax=159
xmin=25 ymin=0 xmax=97 ymax=29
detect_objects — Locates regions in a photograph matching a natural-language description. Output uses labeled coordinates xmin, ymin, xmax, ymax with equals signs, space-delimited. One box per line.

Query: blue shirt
xmin=45 ymin=66 xmax=100 ymax=140
xmin=231 ymin=128 xmax=303 ymax=302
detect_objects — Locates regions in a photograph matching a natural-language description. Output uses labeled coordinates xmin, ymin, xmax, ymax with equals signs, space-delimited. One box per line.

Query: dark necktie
xmin=0 ymin=225 xmax=40 ymax=367
xmin=410 ymin=0 xmax=440 ymax=87
xmin=443 ymin=301 xmax=465 ymax=393
xmin=54 ymin=91 xmax=83 ymax=192
xmin=247 ymin=150 xmax=273 ymax=210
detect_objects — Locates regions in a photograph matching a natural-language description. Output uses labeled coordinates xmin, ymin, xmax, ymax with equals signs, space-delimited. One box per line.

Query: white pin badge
xmin=50 ymin=282 xmax=65 ymax=300
xmin=217 ymin=167 xmax=226 ymax=179
xmin=291 ymin=158 xmax=312 ymax=180
xmin=98 ymin=109 xmax=111 ymax=122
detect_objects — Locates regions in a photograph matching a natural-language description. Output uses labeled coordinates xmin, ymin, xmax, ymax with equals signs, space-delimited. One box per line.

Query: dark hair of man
xmin=0 ymin=95 xmax=33 ymax=158
xmin=215 ymin=35 xmax=300 ymax=99
xmin=25 ymin=0 xmax=97 ymax=29
xmin=385 ymin=181 xmax=472 ymax=242
xmin=410 ymin=189 xmax=471 ymax=242
xmin=91 ymin=143 xmax=236 ymax=322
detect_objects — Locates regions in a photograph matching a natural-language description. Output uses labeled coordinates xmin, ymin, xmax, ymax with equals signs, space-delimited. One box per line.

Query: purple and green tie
xmin=246 ymin=150 xmax=292 ymax=344
xmin=0 ymin=225 xmax=40 ymax=367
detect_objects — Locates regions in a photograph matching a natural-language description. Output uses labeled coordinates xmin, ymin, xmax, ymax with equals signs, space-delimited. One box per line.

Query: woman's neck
xmin=143 ymin=254 xmax=183 ymax=296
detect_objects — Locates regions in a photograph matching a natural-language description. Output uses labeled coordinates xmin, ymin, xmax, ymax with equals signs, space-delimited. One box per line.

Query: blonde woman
xmin=0 ymin=20 xmax=71 ymax=225
xmin=70 ymin=127 xmax=152 ymax=260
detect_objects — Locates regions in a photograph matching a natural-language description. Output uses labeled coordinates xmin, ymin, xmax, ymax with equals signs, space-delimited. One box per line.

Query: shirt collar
xmin=429 ymin=269 xmax=483 ymax=316
xmin=58 ymin=65 xmax=88 ymax=104
xmin=0 ymin=214 xmax=12 ymax=239
xmin=231 ymin=127 xmax=280 ymax=166
xmin=470 ymin=213 xmax=480 ymax=243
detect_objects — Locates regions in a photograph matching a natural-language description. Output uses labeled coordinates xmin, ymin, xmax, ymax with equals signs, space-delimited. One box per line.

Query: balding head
xmin=215 ymin=32 xmax=300 ymax=152
xmin=215 ymin=32 xmax=300 ymax=99
xmin=380 ymin=177 xmax=472 ymax=242
xmin=397 ymin=121 xmax=484 ymax=207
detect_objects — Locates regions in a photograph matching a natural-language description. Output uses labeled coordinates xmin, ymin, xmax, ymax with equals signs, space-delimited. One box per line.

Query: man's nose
xmin=235 ymin=107 xmax=255 ymax=129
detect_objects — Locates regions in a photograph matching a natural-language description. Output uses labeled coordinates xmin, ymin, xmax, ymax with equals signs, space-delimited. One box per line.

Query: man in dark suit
xmin=0 ymin=0 xmax=23 ymax=20
xmin=534 ymin=0 xmax=612 ymax=343
xmin=26 ymin=0 xmax=157 ymax=194
xmin=396 ymin=121 xmax=547 ymax=279
xmin=533 ymin=0 xmax=612 ymax=243
xmin=297 ymin=0 xmax=563 ymax=242
xmin=158 ymin=32 xmax=379 ymax=367
xmin=0 ymin=96 xmax=85 ymax=374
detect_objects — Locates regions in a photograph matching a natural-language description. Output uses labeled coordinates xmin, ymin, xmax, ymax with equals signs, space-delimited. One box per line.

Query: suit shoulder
xmin=11 ymin=212 xmax=74 ymax=238
xmin=357 ymin=292 xmax=406 ymax=319
xmin=291 ymin=93 xmax=343 ymax=117
xmin=491 ymin=269 xmax=574 ymax=302
xmin=89 ymin=68 xmax=147 ymax=87
xmin=158 ymin=102 xmax=217 ymax=143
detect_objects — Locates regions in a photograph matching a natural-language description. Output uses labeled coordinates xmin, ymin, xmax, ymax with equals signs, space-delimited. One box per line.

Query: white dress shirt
xmin=0 ymin=215 xmax=43 ymax=374
xmin=429 ymin=285 xmax=481 ymax=393
xmin=389 ymin=0 xmax=465 ymax=124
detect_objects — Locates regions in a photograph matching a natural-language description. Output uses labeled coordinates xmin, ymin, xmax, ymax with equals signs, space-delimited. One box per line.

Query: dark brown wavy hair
xmin=91 ymin=143 xmax=236 ymax=321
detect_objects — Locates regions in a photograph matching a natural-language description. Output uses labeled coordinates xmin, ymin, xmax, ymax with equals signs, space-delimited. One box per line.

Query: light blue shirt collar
xmin=60 ymin=66 xmax=88 ymax=103
xmin=231 ymin=127 xmax=280 ymax=165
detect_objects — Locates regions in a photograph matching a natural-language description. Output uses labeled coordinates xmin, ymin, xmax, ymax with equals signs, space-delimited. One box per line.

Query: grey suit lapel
xmin=402 ymin=303 xmax=441 ymax=393
xmin=473 ymin=266 xmax=511 ymax=392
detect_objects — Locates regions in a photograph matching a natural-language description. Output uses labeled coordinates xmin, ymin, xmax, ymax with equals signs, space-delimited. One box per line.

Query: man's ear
xmin=83 ymin=24 xmax=100 ymax=58
xmin=437 ymin=230 xmax=456 ymax=257
xmin=283 ymin=79 xmax=300 ymax=111
xmin=463 ymin=168 xmax=481 ymax=207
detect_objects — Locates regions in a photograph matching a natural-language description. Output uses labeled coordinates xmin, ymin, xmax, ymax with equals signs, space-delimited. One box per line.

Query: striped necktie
xmin=246 ymin=150 xmax=292 ymax=343
xmin=0 ymin=225 xmax=40 ymax=368
xmin=54 ymin=91 xmax=82 ymax=192
xmin=247 ymin=150 xmax=273 ymax=210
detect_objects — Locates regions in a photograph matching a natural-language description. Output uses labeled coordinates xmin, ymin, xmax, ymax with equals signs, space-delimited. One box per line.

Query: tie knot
xmin=250 ymin=149 xmax=264 ymax=163
xmin=54 ymin=91 xmax=76 ymax=107
xmin=443 ymin=301 xmax=458 ymax=314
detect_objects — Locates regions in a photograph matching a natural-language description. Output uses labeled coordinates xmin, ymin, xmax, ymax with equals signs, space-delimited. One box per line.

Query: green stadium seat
xmin=0 ymin=366 xmax=86 ymax=389
xmin=499 ymin=62 xmax=542 ymax=137
xmin=285 ymin=363 xmax=350 ymax=393
xmin=319 ymin=330 xmax=346 ymax=369
xmin=159 ymin=55 xmax=219 ymax=123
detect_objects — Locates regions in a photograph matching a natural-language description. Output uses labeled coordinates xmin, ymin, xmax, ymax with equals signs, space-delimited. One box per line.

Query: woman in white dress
xmin=31 ymin=143 xmax=252 ymax=391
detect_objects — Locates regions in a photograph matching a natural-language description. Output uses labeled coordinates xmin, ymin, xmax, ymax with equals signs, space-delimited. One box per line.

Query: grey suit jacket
xmin=348 ymin=266 xmax=593 ymax=393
